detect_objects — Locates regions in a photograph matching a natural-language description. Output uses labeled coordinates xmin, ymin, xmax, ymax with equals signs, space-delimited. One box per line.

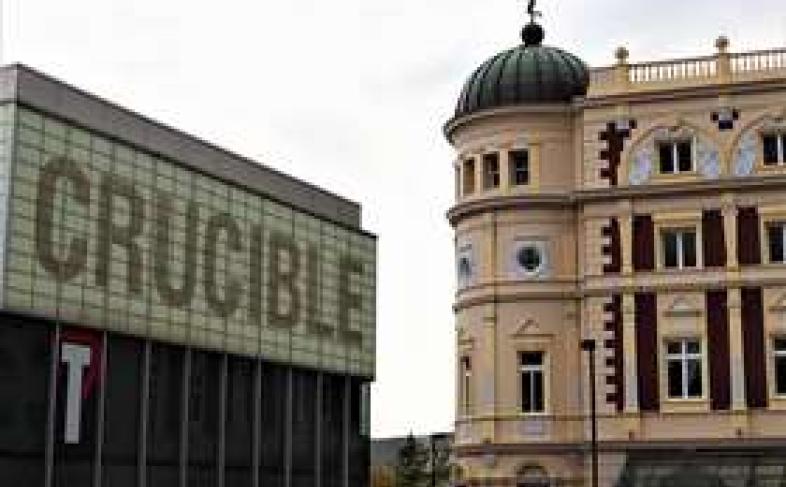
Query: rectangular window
xmin=775 ymin=339 xmax=786 ymax=396
xmin=519 ymin=351 xmax=545 ymax=414
xmin=768 ymin=223 xmax=786 ymax=263
xmin=662 ymin=229 xmax=697 ymax=269
xmin=463 ymin=159 xmax=476 ymax=195
xmin=483 ymin=153 xmax=500 ymax=189
xmin=658 ymin=140 xmax=693 ymax=174
xmin=762 ymin=134 xmax=786 ymax=166
xmin=666 ymin=339 xmax=703 ymax=399
xmin=509 ymin=150 xmax=530 ymax=186
xmin=460 ymin=357 xmax=472 ymax=415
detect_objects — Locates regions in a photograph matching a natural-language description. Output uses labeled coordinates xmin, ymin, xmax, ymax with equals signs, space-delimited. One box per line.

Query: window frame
xmin=482 ymin=153 xmax=501 ymax=190
xmin=660 ymin=227 xmax=698 ymax=269
xmin=762 ymin=132 xmax=786 ymax=166
xmin=657 ymin=138 xmax=695 ymax=175
xmin=518 ymin=351 xmax=547 ymax=415
xmin=462 ymin=158 xmax=476 ymax=195
xmin=665 ymin=338 xmax=704 ymax=400
xmin=773 ymin=338 xmax=786 ymax=397
xmin=766 ymin=221 xmax=786 ymax=264
xmin=509 ymin=149 xmax=530 ymax=187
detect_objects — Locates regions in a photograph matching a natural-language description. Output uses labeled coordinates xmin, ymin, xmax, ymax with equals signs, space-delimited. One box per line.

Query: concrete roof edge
xmin=0 ymin=63 xmax=365 ymax=230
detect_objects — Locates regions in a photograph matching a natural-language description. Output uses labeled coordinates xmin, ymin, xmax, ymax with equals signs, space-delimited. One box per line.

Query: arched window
xmin=516 ymin=464 xmax=550 ymax=487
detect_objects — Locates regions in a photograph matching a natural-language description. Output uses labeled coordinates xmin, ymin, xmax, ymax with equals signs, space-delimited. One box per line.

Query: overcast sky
xmin=3 ymin=0 xmax=786 ymax=438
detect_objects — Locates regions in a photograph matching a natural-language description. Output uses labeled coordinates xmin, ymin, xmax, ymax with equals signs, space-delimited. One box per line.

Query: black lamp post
xmin=580 ymin=338 xmax=598 ymax=487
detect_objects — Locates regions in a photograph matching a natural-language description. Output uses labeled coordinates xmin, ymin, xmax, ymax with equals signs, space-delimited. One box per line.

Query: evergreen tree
xmin=395 ymin=433 xmax=429 ymax=487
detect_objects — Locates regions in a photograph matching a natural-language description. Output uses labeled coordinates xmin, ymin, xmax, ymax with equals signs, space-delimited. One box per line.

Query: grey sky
xmin=3 ymin=0 xmax=785 ymax=438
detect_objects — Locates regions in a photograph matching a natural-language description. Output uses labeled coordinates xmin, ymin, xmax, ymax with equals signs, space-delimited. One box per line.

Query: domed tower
xmin=446 ymin=8 xmax=590 ymax=486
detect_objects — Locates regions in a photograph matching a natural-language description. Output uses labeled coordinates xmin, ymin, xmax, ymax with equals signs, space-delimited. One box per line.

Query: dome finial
xmin=522 ymin=0 xmax=545 ymax=47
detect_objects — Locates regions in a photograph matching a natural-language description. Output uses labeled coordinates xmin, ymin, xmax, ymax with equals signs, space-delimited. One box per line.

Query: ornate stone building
xmin=446 ymin=12 xmax=786 ymax=487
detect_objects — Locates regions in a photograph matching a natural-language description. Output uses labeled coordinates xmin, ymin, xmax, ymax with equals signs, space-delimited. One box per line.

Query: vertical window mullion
xmin=778 ymin=135 xmax=785 ymax=165
xmin=672 ymin=144 xmax=678 ymax=174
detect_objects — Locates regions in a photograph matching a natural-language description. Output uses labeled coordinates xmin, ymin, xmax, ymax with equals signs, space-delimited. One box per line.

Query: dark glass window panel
xmin=461 ymin=357 xmax=471 ymax=372
xmin=659 ymin=143 xmax=675 ymax=174
xmin=148 ymin=344 xmax=184 ymax=486
xmin=54 ymin=328 xmax=101 ymax=487
xmin=510 ymin=150 xmax=530 ymax=186
xmin=292 ymin=370 xmax=317 ymax=487
xmin=0 ymin=317 xmax=50 ymax=487
xmin=463 ymin=160 xmax=475 ymax=194
xmin=260 ymin=363 xmax=287 ymax=487
xmin=677 ymin=141 xmax=693 ymax=172
xmin=519 ymin=352 xmax=543 ymax=366
xmin=226 ymin=356 xmax=255 ymax=486
xmin=666 ymin=342 xmax=680 ymax=355
xmin=663 ymin=232 xmax=679 ymax=268
xmin=763 ymin=134 xmax=779 ymax=165
xmin=483 ymin=153 xmax=500 ymax=189
xmin=668 ymin=360 xmax=683 ymax=398
xmin=769 ymin=225 xmax=785 ymax=263
xmin=521 ymin=373 xmax=532 ymax=413
xmin=348 ymin=378 xmax=369 ymax=487
xmin=322 ymin=373 xmax=346 ymax=487
xmin=683 ymin=232 xmax=697 ymax=267
xmin=775 ymin=339 xmax=786 ymax=351
xmin=686 ymin=341 xmax=701 ymax=355
xmin=776 ymin=356 xmax=786 ymax=395
xmin=188 ymin=351 xmax=221 ymax=486
xmin=104 ymin=336 xmax=143 ymax=487
xmin=687 ymin=359 xmax=703 ymax=397
xmin=533 ymin=371 xmax=544 ymax=412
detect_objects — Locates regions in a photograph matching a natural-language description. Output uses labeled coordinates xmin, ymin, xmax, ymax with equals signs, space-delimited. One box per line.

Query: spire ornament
xmin=527 ymin=0 xmax=542 ymax=23
xmin=522 ymin=0 xmax=545 ymax=47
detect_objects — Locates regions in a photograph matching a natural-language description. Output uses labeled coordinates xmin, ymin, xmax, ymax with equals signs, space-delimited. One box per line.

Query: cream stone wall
xmin=449 ymin=43 xmax=786 ymax=487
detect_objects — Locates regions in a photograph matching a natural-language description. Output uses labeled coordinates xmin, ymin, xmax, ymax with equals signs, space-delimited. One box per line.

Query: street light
xmin=580 ymin=338 xmax=598 ymax=487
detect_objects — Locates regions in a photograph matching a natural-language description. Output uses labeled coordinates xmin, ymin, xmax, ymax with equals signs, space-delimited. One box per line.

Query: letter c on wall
xmin=35 ymin=157 xmax=89 ymax=282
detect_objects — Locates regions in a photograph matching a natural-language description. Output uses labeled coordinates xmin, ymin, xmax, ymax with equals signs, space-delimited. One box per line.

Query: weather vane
xmin=527 ymin=0 xmax=542 ymax=23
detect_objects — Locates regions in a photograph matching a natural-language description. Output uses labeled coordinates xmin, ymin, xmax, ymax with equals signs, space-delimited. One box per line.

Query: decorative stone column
xmin=622 ymin=294 xmax=639 ymax=414
xmin=727 ymin=288 xmax=747 ymax=411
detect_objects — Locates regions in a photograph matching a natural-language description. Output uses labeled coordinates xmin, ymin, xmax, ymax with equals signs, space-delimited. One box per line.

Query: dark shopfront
xmin=0 ymin=311 xmax=369 ymax=487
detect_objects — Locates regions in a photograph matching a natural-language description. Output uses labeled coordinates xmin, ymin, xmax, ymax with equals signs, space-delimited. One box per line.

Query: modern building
xmin=446 ymin=10 xmax=786 ymax=487
xmin=0 ymin=64 xmax=376 ymax=487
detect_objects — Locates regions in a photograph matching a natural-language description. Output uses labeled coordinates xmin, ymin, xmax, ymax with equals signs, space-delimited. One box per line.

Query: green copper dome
xmin=454 ymin=23 xmax=589 ymax=119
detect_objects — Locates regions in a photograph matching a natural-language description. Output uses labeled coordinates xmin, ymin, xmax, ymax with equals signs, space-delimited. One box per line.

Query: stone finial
xmin=715 ymin=35 xmax=730 ymax=53
xmin=615 ymin=46 xmax=629 ymax=65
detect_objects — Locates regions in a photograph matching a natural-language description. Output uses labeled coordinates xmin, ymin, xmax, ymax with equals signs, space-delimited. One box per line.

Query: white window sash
xmin=520 ymin=367 xmax=544 ymax=413
xmin=667 ymin=340 xmax=702 ymax=399
xmin=778 ymin=134 xmax=785 ymax=165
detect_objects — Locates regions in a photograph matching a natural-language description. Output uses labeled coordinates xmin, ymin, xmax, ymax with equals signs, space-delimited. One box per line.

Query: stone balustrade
xmin=588 ymin=37 xmax=786 ymax=97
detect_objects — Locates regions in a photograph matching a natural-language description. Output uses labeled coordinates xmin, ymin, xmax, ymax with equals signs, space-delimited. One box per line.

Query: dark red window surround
xmin=741 ymin=287 xmax=768 ymax=409
xmin=632 ymin=215 xmax=655 ymax=272
xmin=738 ymin=207 xmax=761 ymax=266
xmin=603 ymin=218 xmax=621 ymax=274
xmin=604 ymin=295 xmax=624 ymax=411
xmin=702 ymin=210 xmax=727 ymax=268
xmin=706 ymin=290 xmax=730 ymax=411
xmin=635 ymin=292 xmax=659 ymax=412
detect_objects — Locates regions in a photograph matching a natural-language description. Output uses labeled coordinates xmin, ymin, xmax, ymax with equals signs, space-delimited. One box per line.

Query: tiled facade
xmin=447 ymin=38 xmax=786 ymax=486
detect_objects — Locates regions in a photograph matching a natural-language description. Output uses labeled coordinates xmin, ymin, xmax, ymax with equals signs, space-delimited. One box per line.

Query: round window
xmin=517 ymin=246 xmax=543 ymax=274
